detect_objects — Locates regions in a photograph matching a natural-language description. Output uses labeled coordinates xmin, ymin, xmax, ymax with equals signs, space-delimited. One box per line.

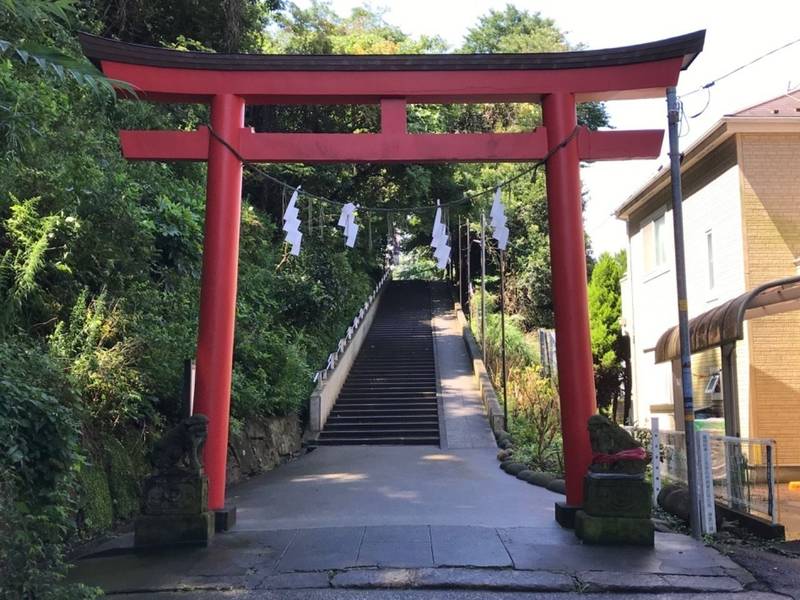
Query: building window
xmin=706 ymin=229 xmax=715 ymax=290
xmin=643 ymin=212 xmax=668 ymax=273
xmin=705 ymin=372 xmax=721 ymax=395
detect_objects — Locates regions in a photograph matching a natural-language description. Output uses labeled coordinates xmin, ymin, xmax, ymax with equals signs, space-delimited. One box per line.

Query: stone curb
xmin=325 ymin=567 xmax=746 ymax=594
xmin=330 ymin=567 xmax=573 ymax=591
xmin=577 ymin=570 xmax=744 ymax=593
xmin=256 ymin=572 xmax=331 ymax=590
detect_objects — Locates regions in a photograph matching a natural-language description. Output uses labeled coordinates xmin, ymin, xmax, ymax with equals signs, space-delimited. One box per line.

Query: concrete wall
xmin=739 ymin=133 xmax=800 ymax=464
xmin=307 ymin=276 xmax=388 ymax=434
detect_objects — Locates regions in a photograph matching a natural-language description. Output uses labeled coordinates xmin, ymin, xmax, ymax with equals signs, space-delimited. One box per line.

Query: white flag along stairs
xmin=277 ymin=183 xmax=511 ymax=262
xmin=490 ymin=187 xmax=509 ymax=251
xmin=431 ymin=202 xmax=451 ymax=270
xmin=317 ymin=281 xmax=439 ymax=446
xmin=338 ymin=202 xmax=359 ymax=247
xmin=282 ymin=187 xmax=302 ymax=255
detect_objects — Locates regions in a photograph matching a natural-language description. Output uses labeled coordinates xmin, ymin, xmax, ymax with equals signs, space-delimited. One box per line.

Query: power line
xmin=681 ymin=35 xmax=800 ymax=99
xmin=205 ymin=124 xmax=579 ymax=214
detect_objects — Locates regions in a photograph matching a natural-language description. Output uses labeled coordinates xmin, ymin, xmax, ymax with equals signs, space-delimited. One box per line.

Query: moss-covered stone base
xmin=584 ymin=474 xmax=651 ymax=518
xmin=575 ymin=510 xmax=654 ymax=546
xmin=134 ymin=512 xmax=214 ymax=547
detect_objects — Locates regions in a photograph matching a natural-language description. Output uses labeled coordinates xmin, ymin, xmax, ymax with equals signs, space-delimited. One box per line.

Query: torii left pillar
xmin=193 ymin=94 xmax=245 ymax=512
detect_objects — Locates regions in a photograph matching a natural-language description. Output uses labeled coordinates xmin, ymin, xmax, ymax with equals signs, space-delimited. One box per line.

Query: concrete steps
xmin=317 ymin=280 xmax=440 ymax=446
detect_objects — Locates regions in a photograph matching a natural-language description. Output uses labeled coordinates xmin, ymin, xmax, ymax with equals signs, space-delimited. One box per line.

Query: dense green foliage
xmin=0 ymin=1 xmax=618 ymax=596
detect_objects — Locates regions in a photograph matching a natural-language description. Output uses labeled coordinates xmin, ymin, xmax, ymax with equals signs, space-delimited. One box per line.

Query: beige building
xmin=615 ymin=92 xmax=800 ymax=475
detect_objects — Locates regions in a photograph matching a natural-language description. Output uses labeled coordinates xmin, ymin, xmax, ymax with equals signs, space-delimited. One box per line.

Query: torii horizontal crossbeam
xmin=119 ymin=127 xmax=664 ymax=163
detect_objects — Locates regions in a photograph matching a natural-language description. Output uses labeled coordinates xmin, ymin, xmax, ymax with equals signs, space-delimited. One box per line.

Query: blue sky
xmin=295 ymin=0 xmax=800 ymax=254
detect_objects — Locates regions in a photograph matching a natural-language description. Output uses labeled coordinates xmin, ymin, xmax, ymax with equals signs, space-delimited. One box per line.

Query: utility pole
xmin=458 ymin=216 xmax=463 ymax=308
xmin=466 ymin=218 xmax=471 ymax=318
xmin=480 ymin=213 xmax=487 ymax=361
xmin=667 ymin=86 xmax=702 ymax=539
xmin=500 ymin=249 xmax=508 ymax=431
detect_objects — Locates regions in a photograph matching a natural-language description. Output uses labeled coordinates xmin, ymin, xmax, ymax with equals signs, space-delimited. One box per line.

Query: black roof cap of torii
xmin=79 ymin=30 xmax=705 ymax=73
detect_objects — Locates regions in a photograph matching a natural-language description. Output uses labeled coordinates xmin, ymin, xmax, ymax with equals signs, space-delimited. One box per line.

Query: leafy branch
xmin=0 ymin=0 xmax=133 ymax=95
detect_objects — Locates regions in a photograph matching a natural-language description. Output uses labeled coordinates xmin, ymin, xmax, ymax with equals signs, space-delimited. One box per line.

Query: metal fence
xmin=629 ymin=420 xmax=779 ymax=531
xmin=707 ymin=435 xmax=778 ymax=524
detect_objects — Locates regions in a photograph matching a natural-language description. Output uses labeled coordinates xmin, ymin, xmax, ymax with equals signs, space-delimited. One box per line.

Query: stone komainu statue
xmin=587 ymin=414 xmax=647 ymax=475
xmin=152 ymin=414 xmax=208 ymax=474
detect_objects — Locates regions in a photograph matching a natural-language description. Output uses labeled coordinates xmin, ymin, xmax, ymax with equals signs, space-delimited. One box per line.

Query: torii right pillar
xmin=542 ymin=92 xmax=596 ymax=525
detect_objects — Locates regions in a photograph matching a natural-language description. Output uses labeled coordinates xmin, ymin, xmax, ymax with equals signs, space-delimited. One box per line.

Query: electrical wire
xmin=681 ymin=35 xmax=800 ymax=99
xmin=688 ymin=87 xmax=712 ymax=119
xmin=206 ymin=124 xmax=580 ymax=214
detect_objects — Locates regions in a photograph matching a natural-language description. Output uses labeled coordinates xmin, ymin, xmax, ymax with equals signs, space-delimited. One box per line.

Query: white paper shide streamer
xmin=430 ymin=201 xmax=451 ymax=270
xmin=490 ymin=187 xmax=509 ymax=251
xmin=338 ymin=202 xmax=359 ymax=248
xmin=282 ymin=187 xmax=302 ymax=256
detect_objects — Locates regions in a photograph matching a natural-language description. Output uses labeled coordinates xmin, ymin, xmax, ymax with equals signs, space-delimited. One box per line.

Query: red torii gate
xmin=80 ymin=31 xmax=704 ymax=517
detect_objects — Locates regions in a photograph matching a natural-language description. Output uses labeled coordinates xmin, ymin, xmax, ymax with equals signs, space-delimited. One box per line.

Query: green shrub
xmin=75 ymin=460 xmax=113 ymax=535
xmin=49 ymin=290 xmax=155 ymax=431
xmin=0 ymin=338 xmax=100 ymax=599
xmin=509 ymin=367 xmax=563 ymax=473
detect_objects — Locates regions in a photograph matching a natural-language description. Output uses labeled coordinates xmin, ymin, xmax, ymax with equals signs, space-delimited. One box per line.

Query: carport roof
xmin=655 ymin=275 xmax=800 ymax=363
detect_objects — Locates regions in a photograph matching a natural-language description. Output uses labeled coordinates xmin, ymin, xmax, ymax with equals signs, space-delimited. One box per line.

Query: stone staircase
xmin=317 ymin=280 xmax=440 ymax=446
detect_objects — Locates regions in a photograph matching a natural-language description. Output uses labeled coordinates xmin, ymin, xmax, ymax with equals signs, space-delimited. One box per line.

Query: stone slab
xmin=499 ymin=527 xmax=741 ymax=575
xmin=276 ymin=527 xmax=364 ymax=572
xmin=197 ymin=529 xmax=298 ymax=575
xmin=430 ymin=526 xmax=511 ymax=567
xmin=356 ymin=526 xmax=433 ymax=568
xmin=67 ymin=529 xmax=299 ymax=593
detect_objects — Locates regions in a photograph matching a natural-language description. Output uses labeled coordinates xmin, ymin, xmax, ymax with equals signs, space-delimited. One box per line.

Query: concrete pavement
xmin=67 ymin=290 xmax=768 ymax=597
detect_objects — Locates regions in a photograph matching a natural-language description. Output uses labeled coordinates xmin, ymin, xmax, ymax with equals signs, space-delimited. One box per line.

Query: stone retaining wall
xmin=454 ymin=302 xmax=505 ymax=435
xmin=226 ymin=414 xmax=303 ymax=485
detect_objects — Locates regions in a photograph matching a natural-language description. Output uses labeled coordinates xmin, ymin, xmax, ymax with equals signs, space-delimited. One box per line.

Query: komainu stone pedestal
xmin=135 ymin=472 xmax=215 ymax=547
xmin=575 ymin=510 xmax=654 ymax=546
xmin=134 ymin=415 xmax=215 ymax=548
xmin=575 ymin=473 xmax=654 ymax=546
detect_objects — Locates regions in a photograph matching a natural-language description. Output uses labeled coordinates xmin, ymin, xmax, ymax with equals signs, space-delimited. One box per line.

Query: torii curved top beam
xmin=79 ymin=31 xmax=704 ymax=104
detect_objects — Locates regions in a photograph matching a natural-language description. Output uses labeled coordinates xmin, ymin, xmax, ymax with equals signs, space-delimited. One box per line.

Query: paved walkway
xmin=431 ymin=284 xmax=496 ymax=449
xmin=67 ymin=288 xmax=773 ymax=598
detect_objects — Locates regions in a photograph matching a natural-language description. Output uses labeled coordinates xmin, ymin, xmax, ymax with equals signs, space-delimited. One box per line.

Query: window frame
xmin=641 ymin=207 xmax=670 ymax=279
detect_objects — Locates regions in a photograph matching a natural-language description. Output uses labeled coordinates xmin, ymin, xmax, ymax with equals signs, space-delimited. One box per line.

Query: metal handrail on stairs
xmin=307 ymin=269 xmax=391 ymax=433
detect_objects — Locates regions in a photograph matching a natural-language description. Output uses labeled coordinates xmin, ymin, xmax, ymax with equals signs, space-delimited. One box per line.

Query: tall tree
xmin=81 ymin=0 xmax=282 ymax=51
xmin=588 ymin=251 xmax=627 ymax=415
xmin=452 ymin=5 xmax=608 ymax=329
